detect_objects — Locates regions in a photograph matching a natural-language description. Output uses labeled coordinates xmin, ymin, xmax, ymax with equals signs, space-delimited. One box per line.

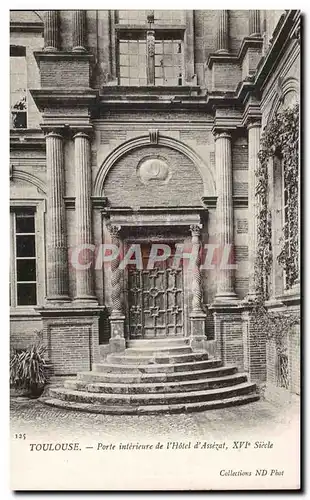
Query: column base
xmin=190 ymin=311 xmax=207 ymax=352
xmin=73 ymin=295 xmax=98 ymax=306
xmin=109 ymin=315 xmax=126 ymax=353
xmin=214 ymin=291 xmax=239 ymax=304
xmin=72 ymin=46 xmax=87 ymax=53
xmin=215 ymin=48 xmax=229 ymax=54
xmin=45 ymin=295 xmax=71 ymax=305
xmin=43 ymin=46 xmax=59 ymax=52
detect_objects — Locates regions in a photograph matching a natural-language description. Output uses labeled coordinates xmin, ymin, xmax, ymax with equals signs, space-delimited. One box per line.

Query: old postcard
xmin=10 ymin=8 xmax=300 ymax=491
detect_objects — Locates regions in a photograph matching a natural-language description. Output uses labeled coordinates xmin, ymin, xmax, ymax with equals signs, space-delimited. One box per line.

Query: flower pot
xmin=28 ymin=383 xmax=45 ymax=399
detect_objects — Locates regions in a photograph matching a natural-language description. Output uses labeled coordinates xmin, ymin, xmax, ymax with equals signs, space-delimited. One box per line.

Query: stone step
xmin=92 ymin=358 xmax=222 ymax=374
xmin=127 ymin=338 xmax=190 ymax=348
xmin=106 ymin=351 xmax=209 ymax=365
xmin=64 ymin=373 xmax=248 ymax=394
xmin=124 ymin=346 xmax=193 ymax=356
xmin=49 ymin=382 xmax=256 ymax=406
xmin=77 ymin=365 xmax=238 ymax=384
xmin=43 ymin=393 xmax=260 ymax=415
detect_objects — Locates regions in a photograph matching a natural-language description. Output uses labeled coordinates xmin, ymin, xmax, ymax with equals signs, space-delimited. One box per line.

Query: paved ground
xmin=10 ymin=388 xmax=300 ymax=441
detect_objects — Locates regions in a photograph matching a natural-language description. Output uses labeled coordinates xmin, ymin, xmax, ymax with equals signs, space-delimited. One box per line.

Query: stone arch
xmin=11 ymin=169 xmax=47 ymax=195
xmin=267 ymin=76 xmax=299 ymax=125
xmin=10 ymin=10 xmax=44 ymax=25
xmin=94 ymin=134 xmax=215 ymax=198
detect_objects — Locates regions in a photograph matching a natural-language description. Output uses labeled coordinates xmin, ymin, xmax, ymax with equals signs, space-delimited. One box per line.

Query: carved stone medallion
xmin=137 ymin=156 xmax=171 ymax=185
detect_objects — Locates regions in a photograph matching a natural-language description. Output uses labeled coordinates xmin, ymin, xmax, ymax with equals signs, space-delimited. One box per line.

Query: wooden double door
xmin=127 ymin=242 xmax=185 ymax=338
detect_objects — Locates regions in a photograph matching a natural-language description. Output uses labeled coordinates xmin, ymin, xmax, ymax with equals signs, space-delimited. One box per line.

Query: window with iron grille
xmin=116 ymin=10 xmax=185 ymax=86
xmin=276 ymin=352 xmax=290 ymax=390
xmin=10 ymin=46 xmax=27 ymax=129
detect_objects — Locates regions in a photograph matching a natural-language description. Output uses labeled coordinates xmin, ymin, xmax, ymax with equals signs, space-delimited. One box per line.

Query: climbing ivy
xmin=250 ymin=302 xmax=300 ymax=354
xmin=256 ymin=103 xmax=299 ymax=298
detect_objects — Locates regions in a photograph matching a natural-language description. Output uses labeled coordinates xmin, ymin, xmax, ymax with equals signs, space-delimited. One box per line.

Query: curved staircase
xmin=44 ymin=338 xmax=259 ymax=415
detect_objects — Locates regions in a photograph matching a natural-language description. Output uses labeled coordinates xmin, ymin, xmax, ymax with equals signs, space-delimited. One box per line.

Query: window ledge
xmin=10 ymin=307 xmax=41 ymax=319
xmin=100 ymin=85 xmax=200 ymax=97
xmin=115 ymin=23 xmax=186 ymax=32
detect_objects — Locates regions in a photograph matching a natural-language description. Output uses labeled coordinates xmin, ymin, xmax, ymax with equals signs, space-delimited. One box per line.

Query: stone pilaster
xmin=216 ymin=10 xmax=229 ymax=54
xmin=249 ymin=10 xmax=261 ymax=37
xmin=247 ymin=120 xmax=261 ymax=299
xmin=44 ymin=11 xmax=59 ymax=52
xmin=107 ymin=224 xmax=125 ymax=352
xmin=146 ymin=30 xmax=155 ymax=85
xmin=46 ymin=131 xmax=69 ymax=301
xmin=189 ymin=224 xmax=207 ymax=352
xmin=72 ymin=10 xmax=87 ymax=52
xmin=214 ymin=130 xmax=237 ymax=303
xmin=73 ymin=131 xmax=96 ymax=302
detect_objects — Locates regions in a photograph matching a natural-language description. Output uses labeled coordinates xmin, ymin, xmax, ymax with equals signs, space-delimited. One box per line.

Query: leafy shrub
xmin=10 ymin=342 xmax=47 ymax=391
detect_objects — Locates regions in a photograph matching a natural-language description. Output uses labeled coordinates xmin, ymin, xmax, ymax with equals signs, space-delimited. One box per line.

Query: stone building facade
xmin=10 ymin=10 xmax=300 ymax=402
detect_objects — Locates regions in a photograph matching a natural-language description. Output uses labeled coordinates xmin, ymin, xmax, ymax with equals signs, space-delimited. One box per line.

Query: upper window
xmin=118 ymin=10 xmax=185 ymax=26
xmin=10 ymin=209 xmax=37 ymax=306
xmin=116 ymin=10 xmax=184 ymax=86
xmin=10 ymin=46 xmax=27 ymax=129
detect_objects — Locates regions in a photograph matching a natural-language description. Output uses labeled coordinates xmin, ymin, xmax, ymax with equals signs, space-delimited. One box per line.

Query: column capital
xmin=247 ymin=119 xmax=261 ymax=131
xmin=190 ymin=224 xmax=202 ymax=237
xmin=107 ymin=224 xmax=121 ymax=238
xmin=44 ymin=129 xmax=64 ymax=140
xmin=213 ymin=129 xmax=232 ymax=141
xmin=71 ymin=125 xmax=93 ymax=140
xmin=72 ymin=130 xmax=92 ymax=140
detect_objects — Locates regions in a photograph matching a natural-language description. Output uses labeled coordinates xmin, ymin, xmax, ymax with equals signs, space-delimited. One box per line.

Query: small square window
xmin=15 ymin=213 xmax=35 ymax=233
xmin=17 ymin=282 xmax=37 ymax=306
xmin=17 ymin=259 xmax=36 ymax=282
xmin=16 ymin=235 xmax=36 ymax=258
xmin=120 ymin=66 xmax=129 ymax=77
xmin=130 ymin=55 xmax=139 ymax=66
xmin=129 ymin=42 xmax=139 ymax=54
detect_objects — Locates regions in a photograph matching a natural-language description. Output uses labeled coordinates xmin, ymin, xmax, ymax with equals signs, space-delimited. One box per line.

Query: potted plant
xmin=10 ymin=339 xmax=47 ymax=399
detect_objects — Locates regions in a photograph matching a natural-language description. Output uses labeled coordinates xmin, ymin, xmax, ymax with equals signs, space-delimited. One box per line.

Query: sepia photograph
xmin=9 ymin=7 xmax=301 ymax=491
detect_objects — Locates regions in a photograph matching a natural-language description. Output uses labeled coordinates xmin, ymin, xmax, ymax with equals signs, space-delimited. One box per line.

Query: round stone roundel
xmin=137 ymin=157 xmax=171 ymax=185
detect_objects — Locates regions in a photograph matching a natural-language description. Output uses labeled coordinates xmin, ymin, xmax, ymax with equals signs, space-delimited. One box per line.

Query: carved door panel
xmin=128 ymin=244 xmax=184 ymax=338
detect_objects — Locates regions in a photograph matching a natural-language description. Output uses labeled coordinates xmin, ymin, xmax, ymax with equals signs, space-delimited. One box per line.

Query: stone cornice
xmin=36 ymin=305 xmax=105 ymax=317
xmin=10 ymin=22 xmax=43 ymax=33
xmin=64 ymin=196 xmax=110 ymax=210
xmin=241 ymin=100 xmax=262 ymax=128
xmin=201 ymin=196 xmax=217 ymax=209
xmin=30 ymin=88 xmax=97 ymax=112
xmin=114 ymin=23 xmax=186 ymax=33
xmin=34 ymin=51 xmax=94 ymax=64
xmin=105 ymin=207 xmax=206 ymax=228
xmin=202 ymin=194 xmax=248 ymax=208
xmin=206 ymin=36 xmax=263 ymax=70
xmin=253 ymin=10 xmax=300 ymax=93
xmin=91 ymin=196 xmax=108 ymax=210
xmin=10 ymin=129 xmax=46 ymax=151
